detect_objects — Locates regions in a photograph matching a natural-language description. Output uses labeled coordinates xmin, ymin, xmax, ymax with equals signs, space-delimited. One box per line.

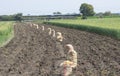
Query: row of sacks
xmin=29 ymin=23 xmax=64 ymax=42
xmin=28 ymin=23 xmax=77 ymax=76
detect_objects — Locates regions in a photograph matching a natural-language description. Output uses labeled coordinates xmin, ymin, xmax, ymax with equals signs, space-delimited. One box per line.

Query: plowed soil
xmin=0 ymin=23 xmax=120 ymax=76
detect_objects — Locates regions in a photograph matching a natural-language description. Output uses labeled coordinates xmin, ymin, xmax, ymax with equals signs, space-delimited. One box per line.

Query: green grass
xmin=0 ymin=21 xmax=14 ymax=47
xmin=44 ymin=18 xmax=120 ymax=39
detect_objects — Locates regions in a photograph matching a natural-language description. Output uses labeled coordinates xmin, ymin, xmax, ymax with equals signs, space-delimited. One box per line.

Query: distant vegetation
xmin=44 ymin=18 xmax=120 ymax=39
xmin=79 ymin=3 xmax=95 ymax=19
xmin=0 ymin=21 xmax=14 ymax=46
xmin=0 ymin=13 xmax=23 ymax=21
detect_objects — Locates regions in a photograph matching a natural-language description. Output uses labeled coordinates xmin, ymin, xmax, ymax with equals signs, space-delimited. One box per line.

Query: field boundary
xmin=0 ymin=32 xmax=14 ymax=47
xmin=0 ymin=22 xmax=15 ymax=47
xmin=44 ymin=22 xmax=120 ymax=40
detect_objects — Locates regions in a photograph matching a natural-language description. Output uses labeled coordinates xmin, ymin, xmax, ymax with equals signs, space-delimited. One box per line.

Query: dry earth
xmin=0 ymin=23 xmax=120 ymax=76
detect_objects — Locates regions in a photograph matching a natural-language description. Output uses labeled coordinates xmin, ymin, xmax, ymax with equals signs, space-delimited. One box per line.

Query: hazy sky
xmin=0 ymin=0 xmax=120 ymax=15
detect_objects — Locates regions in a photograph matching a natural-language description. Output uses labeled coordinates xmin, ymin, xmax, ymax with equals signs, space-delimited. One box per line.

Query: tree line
xmin=0 ymin=13 xmax=22 ymax=21
xmin=0 ymin=3 xmax=119 ymax=21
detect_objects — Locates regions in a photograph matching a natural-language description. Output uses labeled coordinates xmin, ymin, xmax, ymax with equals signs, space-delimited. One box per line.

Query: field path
xmin=0 ymin=23 xmax=120 ymax=76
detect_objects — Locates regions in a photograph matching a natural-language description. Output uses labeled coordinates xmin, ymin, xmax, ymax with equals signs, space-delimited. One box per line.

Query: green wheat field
xmin=45 ymin=18 xmax=120 ymax=39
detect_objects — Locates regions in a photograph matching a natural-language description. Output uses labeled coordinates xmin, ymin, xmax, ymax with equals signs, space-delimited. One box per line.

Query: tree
xmin=53 ymin=12 xmax=62 ymax=15
xmin=103 ymin=11 xmax=111 ymax=16
xmin=14 ymin=13 xmax=23 ymax=22
xmin=79 ymin=3 xmax=95 ymax=19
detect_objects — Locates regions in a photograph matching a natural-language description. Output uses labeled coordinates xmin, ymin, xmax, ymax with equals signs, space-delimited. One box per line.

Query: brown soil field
xmin=0 ymin=23 xmax=120 ymax=76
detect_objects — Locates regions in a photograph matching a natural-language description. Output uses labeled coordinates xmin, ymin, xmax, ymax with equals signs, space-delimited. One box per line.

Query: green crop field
xmin=44 ymin=18 xmax=120 ymax=39
xmin=0 ymin=21 xmax=14 ymax=47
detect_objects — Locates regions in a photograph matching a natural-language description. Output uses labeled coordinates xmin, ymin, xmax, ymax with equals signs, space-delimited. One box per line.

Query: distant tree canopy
xmin=0 ymin=13 xmax=23 ymax=21
xmin=79 ymin=3 xmax=95 ymax=19
xmin=14 ymin=13 xmax=23 ymax=22
xmin=53 ymin=12 xmax=62 ymax=15
xmin=103 ymin=11 xmax=111 ymax=16
xmin=0 ymin=15 xmax=15 ymax=21
xmin=95 ymin=11 xmax=112 ymax=18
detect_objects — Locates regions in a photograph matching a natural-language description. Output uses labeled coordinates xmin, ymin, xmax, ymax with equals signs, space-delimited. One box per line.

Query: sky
xmin=0 ymin=0 xmax=120 ymax=15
